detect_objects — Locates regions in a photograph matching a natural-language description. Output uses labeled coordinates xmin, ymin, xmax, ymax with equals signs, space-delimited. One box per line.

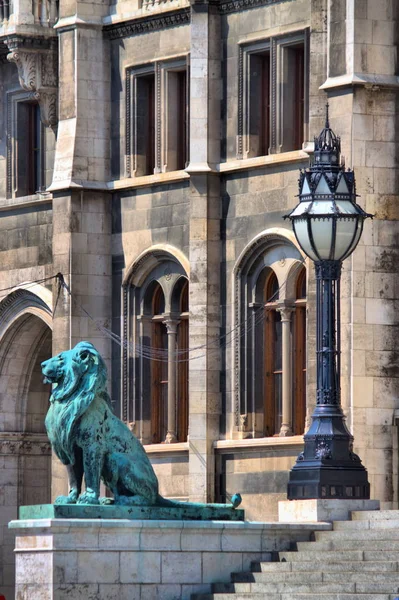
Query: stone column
xmin=163 ymin=318 xmax=179 ymax=443
xmin=277 ymin=304 xmax=294 ymax=437
xmin=187 ymin=0 xmax=222 ymax=502
xmin=48 ymin=7 xmax=112 ymax=500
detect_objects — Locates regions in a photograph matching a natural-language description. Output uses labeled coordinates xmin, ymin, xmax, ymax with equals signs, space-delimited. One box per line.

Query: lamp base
xmin=287 ymin=463 xmax=370 ymax=500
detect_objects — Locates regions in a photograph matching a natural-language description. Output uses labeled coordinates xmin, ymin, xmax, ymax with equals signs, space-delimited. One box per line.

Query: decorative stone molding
xmin=6 ymin=36 xmax=58 ymax=128
xmin=0 ymin=435 xmax=51 ymax=455
xmin=104 ymin=8 xmax=190 ymax=40
xmin=218 ymin=0 xmax=294 ymax=14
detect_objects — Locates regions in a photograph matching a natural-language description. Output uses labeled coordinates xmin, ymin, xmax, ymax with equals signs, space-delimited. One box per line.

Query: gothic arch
xmin=121 ymin=247 xmax=189 ymax=434
xmin=123 ymin=244 xmax=190 ymax=288
xmin=0 ymin=287 xmax=53 ymax=590
xmin=231 ymin=228 xmax=306 ymax=436
xmin=0 ymin=286 xmax=53 ymax=432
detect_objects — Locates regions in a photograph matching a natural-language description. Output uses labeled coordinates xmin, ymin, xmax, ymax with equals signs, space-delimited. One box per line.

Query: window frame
xmin=7 ymin=90 xmax=45 ymax=199
xmin=125 ymin=55 xmax=190 ymax=178
xmin=237 ymin=29 xmax=309 ymax=159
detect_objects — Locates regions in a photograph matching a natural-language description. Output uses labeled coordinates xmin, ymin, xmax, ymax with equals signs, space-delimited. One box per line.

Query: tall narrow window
xmin=282 ymin=42 xmax=305 ymax=151
xmin=248 ymin=51 xmax=270 ymax=158
xmin=293 ymin=267 xmax=307 ymax=434
xmin=264 ymin=271 xmax=282 ymax=436
xmin=16 ymin=102 xmax=43 ymax=197
xmin=151 ymin=284 xmax=167 ymax=443
xmin=136 ymin=73 xmax=155 ymax=176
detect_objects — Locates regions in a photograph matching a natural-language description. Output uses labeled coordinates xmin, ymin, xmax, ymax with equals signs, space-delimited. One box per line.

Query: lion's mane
xmin=44 ymin=342 xmax=110 ymax=465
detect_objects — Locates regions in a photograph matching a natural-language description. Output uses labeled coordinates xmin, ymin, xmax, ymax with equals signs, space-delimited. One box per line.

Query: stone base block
xmin=19 ymin=502 xmax=244 ymax=521
xmin=278 ymin=498 xmax=380 ymax=523
xmin=9 ymin=518 xmax=331 ymax=600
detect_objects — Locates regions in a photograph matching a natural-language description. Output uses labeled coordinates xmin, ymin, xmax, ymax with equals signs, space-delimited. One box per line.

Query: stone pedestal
xmin=9 ymin=518 xmax=331 ymax=600
xmin=278 ymin=499 xmax=380 ymax=523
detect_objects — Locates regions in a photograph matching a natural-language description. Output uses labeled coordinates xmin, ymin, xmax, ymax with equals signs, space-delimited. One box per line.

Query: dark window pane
xmin=282 ymin=42 xmax=305 ymax=151
xmin=249 ymin=51 xmax=270 ymax=158
xmin=136 ymin=73 xmax=155 ymax=176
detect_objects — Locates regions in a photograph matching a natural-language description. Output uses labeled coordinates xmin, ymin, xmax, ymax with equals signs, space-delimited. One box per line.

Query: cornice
xmin=103 ymin=7 xmax=190 ymax=40
xmin=218 ymin=0 xmax=294 ymax=15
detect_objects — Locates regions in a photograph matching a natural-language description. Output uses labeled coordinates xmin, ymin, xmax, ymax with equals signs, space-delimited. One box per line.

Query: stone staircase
xmin=192 ymin=510 xmax=399 ymax=600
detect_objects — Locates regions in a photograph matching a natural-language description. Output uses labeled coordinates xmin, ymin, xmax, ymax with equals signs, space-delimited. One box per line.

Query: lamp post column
xmin=284 ymin=106 xmax=372 ymax=500
xmin=277 ymin=304 xmax=294 ymax=437
xmin=164 ymin=318 xmax=179 ymax=444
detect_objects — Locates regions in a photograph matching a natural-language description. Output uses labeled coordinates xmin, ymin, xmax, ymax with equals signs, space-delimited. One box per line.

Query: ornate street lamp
xmin=284 ymin=106 xmax=373 ymax=500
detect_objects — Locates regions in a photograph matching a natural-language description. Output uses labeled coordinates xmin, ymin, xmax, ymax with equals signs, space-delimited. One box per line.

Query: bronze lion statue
xmin=42 ymin=341 xmax=242 ymax=509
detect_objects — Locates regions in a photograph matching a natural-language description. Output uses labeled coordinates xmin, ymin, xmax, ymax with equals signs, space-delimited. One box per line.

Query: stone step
xmin=213 ymin=582 xmax=399 ymax=595
xmin=251 ymin=561 xmax=399 ymax=573
xmin=352 ymin=510 xmax=399 ymax=521
xmin=231 ymin=571 xmax=399 ymax=585
xmin=191 ymin=593 xmax=395 ymax=600
xmin=315 ymin=529 xmax=399 ymax=541
xmin=278 ymin=550 xmax=399 ymax=562
xmin=213 ymin=582 xmax=356 ymax=594
xmin=332 ymin=520 xmax=399 ymax=531
xmin=296 ymin=540 xmax=399 ymax=551
xmin=231 ymin=571 xmax=324 ymax=583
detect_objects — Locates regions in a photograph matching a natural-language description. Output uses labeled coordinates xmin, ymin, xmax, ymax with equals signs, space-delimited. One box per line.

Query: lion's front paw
xmin=76 ymin=490 xmax=100 ymax=505
xmin=100 ymin=497 xmax=114 ymax=505
xmin=55 ymin=490 xmax=79 ymax=505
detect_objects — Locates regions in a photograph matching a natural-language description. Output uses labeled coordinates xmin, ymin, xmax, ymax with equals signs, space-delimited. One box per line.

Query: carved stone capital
xmin=6 ymin=38 xmax=58 ymax=129
xmin=35 ymin=90 xmax=57 ymax=128
xmin=7 ymin=48 xmax=37 ymax=90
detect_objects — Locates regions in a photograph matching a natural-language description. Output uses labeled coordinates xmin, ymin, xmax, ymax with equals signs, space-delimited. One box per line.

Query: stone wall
xmin=10 ymin=518 xmax=331 ymax=600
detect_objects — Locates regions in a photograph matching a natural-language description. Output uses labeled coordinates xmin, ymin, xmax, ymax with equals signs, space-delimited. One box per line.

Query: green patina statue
xmin=41 ymin=341 xmax=242 ymax=513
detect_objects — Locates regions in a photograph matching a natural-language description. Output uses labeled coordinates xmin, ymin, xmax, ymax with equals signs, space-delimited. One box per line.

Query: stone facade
xmin=0 ymin=0 xmax=398 ymax=597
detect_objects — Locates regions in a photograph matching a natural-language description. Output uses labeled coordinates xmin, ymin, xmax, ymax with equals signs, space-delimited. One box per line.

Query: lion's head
xmin=42 ymin=342 xmax=110 ymax=465
xmin=42 ymin=341 xmax=107 ymax=403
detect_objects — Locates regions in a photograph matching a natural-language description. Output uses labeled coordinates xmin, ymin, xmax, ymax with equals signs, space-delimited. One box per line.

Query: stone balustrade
xmin=0 ymin=0 xmax=58 ymax=28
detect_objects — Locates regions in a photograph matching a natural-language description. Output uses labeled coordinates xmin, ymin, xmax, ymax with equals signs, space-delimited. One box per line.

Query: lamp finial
xmin=325 ymin=102 xmax=330 ymax=129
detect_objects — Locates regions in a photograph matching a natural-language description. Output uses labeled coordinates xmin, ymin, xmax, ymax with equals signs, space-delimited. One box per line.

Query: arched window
xmin=123 ymin=254 xmax=189 ymax=444
xmin=233 ymin=235 xmax=307 ymax=439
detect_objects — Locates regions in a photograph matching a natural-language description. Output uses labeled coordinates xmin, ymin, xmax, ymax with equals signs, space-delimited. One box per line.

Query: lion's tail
xmin=156 ymin=493 xmax=242 ymax=510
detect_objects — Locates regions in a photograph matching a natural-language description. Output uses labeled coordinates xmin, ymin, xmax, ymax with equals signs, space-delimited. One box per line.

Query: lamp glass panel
xmin=336 ymin=176 xmax=349 ymax=194
xmin=310 ymin=218 xmax=333 ymax=260
xmin=290 ymin=201 xmax=311 ymax=217
xmin=315 ymin=175 xmax=331 ymax=194
xmin=301 ymin=178 xmax=311 ymax=195
xmin=308 ymin=200 xmax=336 ymax=215
xmin=333 ymin=219 xmax=358 ymax=260
xmin=341 ymin=220 xmax=363 ymax=260
xmin=335 ymin=200 xmax=359 ymax=215
xmin=293 ymin=220 xmax=318 ymax=261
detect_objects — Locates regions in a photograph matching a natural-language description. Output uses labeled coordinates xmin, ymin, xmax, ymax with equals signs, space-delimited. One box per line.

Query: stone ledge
xmin=214 ymin=435 xmax=304 ymax=452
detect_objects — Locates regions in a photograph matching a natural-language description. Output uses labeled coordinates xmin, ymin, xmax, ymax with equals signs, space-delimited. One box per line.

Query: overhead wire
xmin=0 ymin=274 xmax=58 ymax=297
xmin=57 ymin=260 xmax=305 ymax=363
xmin=0 ymin=266 xmax=305 ymax=363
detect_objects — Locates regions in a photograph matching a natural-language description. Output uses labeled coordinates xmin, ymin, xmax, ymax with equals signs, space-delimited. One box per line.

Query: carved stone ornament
xmin=0 ymin=437 xmax=51 ymax=455
xmin=6 ymin=37 xmax=58 ymax=129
